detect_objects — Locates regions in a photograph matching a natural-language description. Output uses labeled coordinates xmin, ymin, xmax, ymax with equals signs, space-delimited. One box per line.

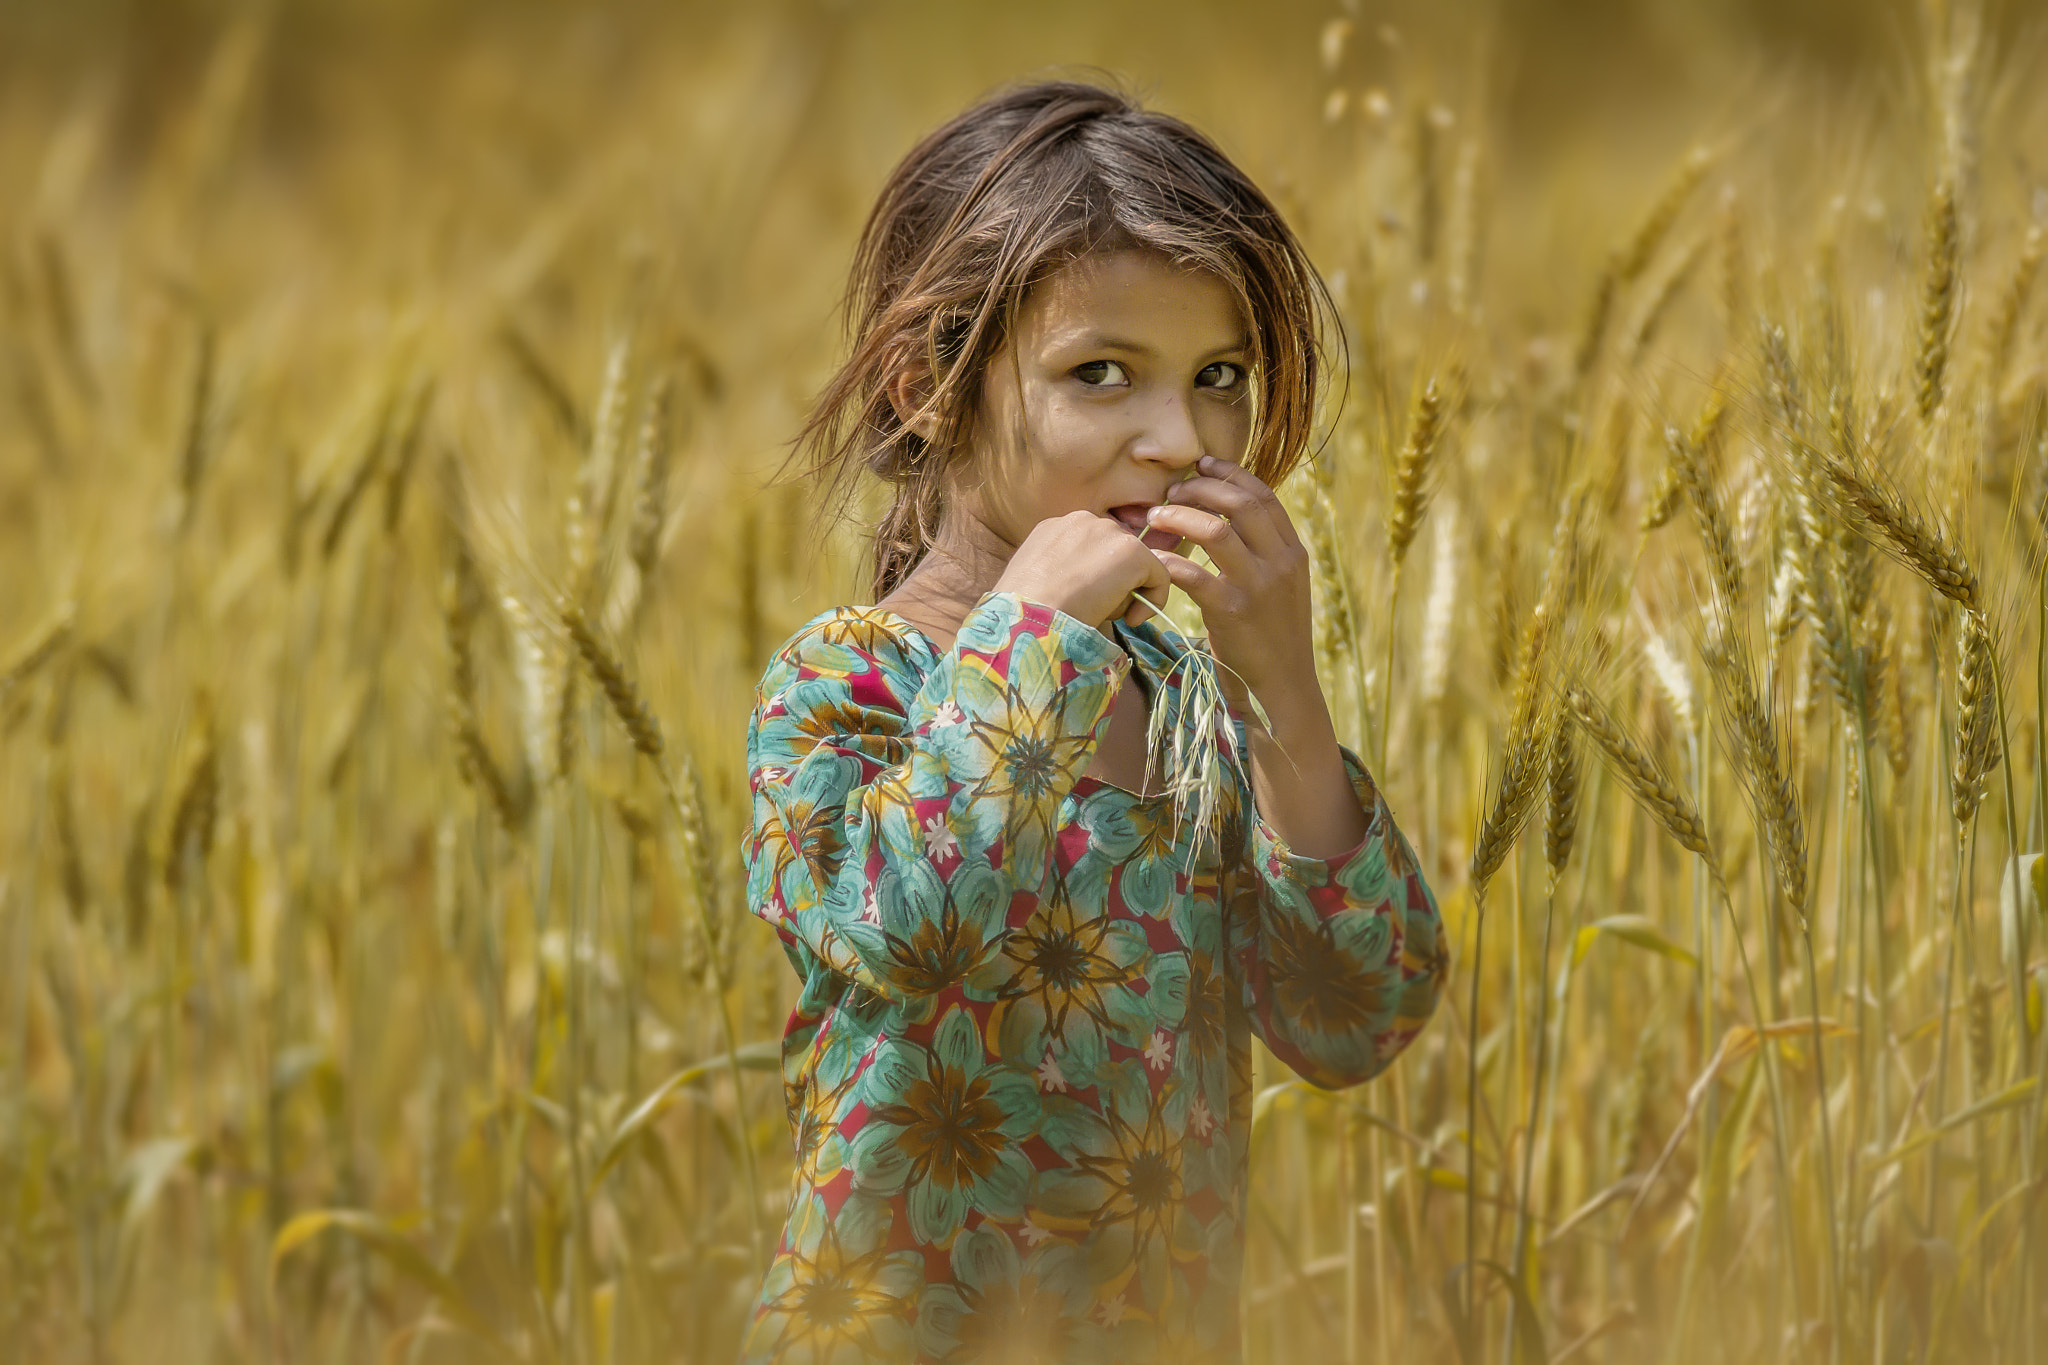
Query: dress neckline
xmin=866 ymin=606 xmax=949 ymax=658
xmin=864 ymin=601 xmax=1192 ymax=669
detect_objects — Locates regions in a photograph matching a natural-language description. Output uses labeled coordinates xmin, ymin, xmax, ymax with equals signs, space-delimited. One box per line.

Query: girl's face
xmin=953 ymin=249 xmax=1254 ymax=557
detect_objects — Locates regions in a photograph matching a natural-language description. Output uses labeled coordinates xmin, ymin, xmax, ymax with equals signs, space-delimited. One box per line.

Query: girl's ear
xmin=886 ymin=362 xmax=940 ymax=442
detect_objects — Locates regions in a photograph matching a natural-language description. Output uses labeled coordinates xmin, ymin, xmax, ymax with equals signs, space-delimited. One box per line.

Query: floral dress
xmin=738 ymin=590 xmax=1446 ymax=1365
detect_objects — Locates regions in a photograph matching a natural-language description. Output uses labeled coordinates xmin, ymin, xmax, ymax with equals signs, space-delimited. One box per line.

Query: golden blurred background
xmin=2 ymin=1 xmax=2045 ymax=1362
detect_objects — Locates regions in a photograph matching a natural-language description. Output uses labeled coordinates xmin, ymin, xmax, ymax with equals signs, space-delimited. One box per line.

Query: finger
xmin=1160 ymin=478 xmax=1280 ymax=566
xmin=1191 ymin=462 xmax=1298 ymax=558
xmin=1121 ymin=578 xmax=1168 ymax=628
xmin=1146 ymin=503 xmax=1260 ymax=586
xmin=1176 ymin=456 xmax=1302 ymax=557
xmin=1149 ymin=547 xmax=1228 ymax=608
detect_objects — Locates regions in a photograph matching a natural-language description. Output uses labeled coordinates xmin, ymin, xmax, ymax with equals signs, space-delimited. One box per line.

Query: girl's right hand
xmin=992 ymin=510 xmax=1174 ymax=638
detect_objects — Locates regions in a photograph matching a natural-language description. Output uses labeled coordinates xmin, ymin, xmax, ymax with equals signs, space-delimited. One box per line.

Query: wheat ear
xmin=1913 ymin=177 xmax=1961 ymax=426
xmin=1386 ymin=376 xmax=1448 ymax=569
xmin=561 ymin=601 xmax=663 ymax=762
xmin=1567 ymin=684 xmax=1722 ymax=889
xmin=1664 ymin=421 xmax=1743 ymax=609
xmin=1129 ymin=595 xmax=1251 ymax=873
xmin=628 ymin=375 xmax=674 ymax=581
xmin=1815 ymin=451 xmax=1981 ymax=612
xmin=1544 ymin=712 xmax=1582 ymax=885
xmin=1950 ymin=608 xmax=1998 ymax=826
xmin=443 ymin=531 xmax=521 ymax=832
xmin=1470 ymin=696 xmax=1552 ymax=896
xmin=1701 ymin=626 xmax=1809 ymax=920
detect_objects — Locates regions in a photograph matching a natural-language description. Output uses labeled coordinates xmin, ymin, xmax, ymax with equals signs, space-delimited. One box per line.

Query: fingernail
xmin=1145 ymin=506 xmax=1162 ymax=521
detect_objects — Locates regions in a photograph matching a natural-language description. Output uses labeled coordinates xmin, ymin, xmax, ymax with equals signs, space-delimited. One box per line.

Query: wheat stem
xmin=559 ymin=599 xmax=765 ymax=1265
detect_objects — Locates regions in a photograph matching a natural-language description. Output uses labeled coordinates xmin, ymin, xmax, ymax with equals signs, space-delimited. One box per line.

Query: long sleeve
xmin=743 ymin=591 xmax=1130 ymax=1004
xmin=1225 ymin=738 xmax=1447 ymax=1089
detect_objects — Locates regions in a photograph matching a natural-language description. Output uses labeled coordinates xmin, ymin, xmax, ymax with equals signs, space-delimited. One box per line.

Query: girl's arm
xmin=744 ymin=590 xmax=1127 ymax=1003
xmin=1224 ymin=685 xmax=1449 ymax=1090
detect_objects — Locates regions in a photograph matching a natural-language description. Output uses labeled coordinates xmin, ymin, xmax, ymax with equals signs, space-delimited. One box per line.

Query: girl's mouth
xmin=1110 ymin=504 xmax=1182 ymax=553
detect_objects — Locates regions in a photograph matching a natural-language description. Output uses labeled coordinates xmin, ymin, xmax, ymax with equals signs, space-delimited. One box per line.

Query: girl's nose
xmin=1133 ymin=390 xmax=1202 ymax=469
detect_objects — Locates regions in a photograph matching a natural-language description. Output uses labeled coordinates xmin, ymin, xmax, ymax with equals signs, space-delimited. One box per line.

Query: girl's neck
xmin=875 ymin=516 xmax=1015 ymax=649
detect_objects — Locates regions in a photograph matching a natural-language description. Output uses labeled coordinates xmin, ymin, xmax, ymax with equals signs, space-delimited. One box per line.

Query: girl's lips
xmin=1110 ymin=504 xmax=1181 ymax=553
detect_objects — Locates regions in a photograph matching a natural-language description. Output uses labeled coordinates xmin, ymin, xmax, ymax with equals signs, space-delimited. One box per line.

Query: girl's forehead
xmin=1022 ymin=250 xmax=1249 ymax=347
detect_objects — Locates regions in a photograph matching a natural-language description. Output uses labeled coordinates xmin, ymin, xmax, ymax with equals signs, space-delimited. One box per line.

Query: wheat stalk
xmin=1626 ymin=236 xmax=1706 ymax=363
xmin=50 ymin=751 xmax=89 ymax=920
xmin=1418 ymin=510 xmax=1459 ymax=708
xmin=175 ymin=324 xmax=215 ymax=534
xmin=1447 ymin=135 xmax=1485 ymax=318
xmin=556 ymin=593 xmax=764 ymax=1260
xmin=380 ymin=375 xmax=434 ymax=535
xmin=1 ymin=603 xmax=76 ymax=697
xmin=1983 ymin=223 xmax=2042 ymax=393
xmin=1410 ymin=101 xmax=1445 ymax=267
xmin=1619 ymin=146 xmax=1714 ymax=284
xmin=163 ymin=729 xmax=219 ymax=895
xmin=1717 ymin=184 xmax=1745 ymax=335
xmin=1574 ymin=257 xmax=1619 ymax=379
xmin=498 ymin=319 xmax=586 ymax=445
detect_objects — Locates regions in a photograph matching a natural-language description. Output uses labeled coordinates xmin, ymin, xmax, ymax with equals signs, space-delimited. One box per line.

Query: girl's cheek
xmin=1029 ymin=387 xmax=1100 ymax=447
xmin=1044 ymin=401 xmax=1121 ymax=457
xmin=1202 ymin=408 xmax=1252 ymax=460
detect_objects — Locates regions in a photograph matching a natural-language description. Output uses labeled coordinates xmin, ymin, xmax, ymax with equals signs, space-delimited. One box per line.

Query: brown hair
xmin=785 ymin=77 xmax=1340 ymax=602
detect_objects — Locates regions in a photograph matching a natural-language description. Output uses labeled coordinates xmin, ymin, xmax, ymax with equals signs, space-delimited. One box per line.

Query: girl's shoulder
xmin=752 ymin=603 xmax=941 ymax=707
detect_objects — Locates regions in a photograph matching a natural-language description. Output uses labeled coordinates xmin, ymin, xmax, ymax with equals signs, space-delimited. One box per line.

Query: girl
xmin=740 ymin=80 xmax=1446 ymax=1365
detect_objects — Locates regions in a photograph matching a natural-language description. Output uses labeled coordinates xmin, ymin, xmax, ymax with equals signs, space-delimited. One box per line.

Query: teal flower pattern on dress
xmin=849 ymin=1005 xmax=1042 ymax=1245
xmin=740 ymin=591 xmax=1447 ymax=1364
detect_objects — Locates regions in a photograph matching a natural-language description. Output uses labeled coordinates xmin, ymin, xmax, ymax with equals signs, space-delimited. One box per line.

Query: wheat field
xmin=1 ymin=1 xmax=2044 ymax=1362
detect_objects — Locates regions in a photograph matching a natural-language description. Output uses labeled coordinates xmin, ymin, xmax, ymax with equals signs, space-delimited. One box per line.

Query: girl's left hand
xmin=1143 ymin=454 xmax=1318 ymax=720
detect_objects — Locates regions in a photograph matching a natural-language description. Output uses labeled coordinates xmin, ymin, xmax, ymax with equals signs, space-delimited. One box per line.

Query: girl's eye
xmin=1073 ymin=360 xmax=1129 ymax=387
xmin=1198 ymin=362 xmax=1245 ymax=391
